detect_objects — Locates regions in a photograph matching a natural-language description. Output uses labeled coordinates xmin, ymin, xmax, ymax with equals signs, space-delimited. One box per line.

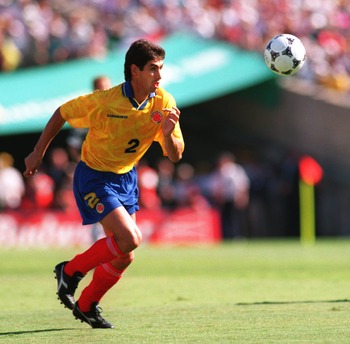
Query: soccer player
xmin=23 ymin=39 xmax=184 ymax=329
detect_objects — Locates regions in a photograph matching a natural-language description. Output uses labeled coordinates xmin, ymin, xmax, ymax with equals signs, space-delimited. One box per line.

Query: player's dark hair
xmin=124 ymin=39 xmax=165 ymax=81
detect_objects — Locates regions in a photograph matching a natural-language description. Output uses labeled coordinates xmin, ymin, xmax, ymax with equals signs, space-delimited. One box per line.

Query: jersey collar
xmin=122 ymin=81 xmax=156 ymax=110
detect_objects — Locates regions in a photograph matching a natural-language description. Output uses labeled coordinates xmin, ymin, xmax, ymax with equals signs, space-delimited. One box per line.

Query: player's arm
xmin=23 ymin=107 xmax=66 ymax=177
xmin=162 ymin=106 xmax=184 ymax=163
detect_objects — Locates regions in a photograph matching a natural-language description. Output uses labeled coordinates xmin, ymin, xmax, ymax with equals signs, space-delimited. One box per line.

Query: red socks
xmin=64 ymin=236 xmax=125 ymax=276
xmin=62 ymin=236 xmax=129 ymax=312
xmin=78 ymin=263 xmax=124 ymax=312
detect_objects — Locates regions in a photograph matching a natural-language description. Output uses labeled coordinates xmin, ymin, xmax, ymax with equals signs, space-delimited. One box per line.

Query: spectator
xmin=173 ymin=162 xmax=196 ymax=208
xmin=0 ymin=24 xmax=22 ymax=71
xmin=210 ymin=152 xmax=250 ymax=239
xmin=156 ymin=157 xmax=177 ymax=210
xmin=137 ymin=159 xmax=161 ymax=210
xmin=66 ymin=75 xmax=112 ymax=162
xmin=173 ymin=162 xmax=209 ymax=210
xmin=92 ymin=75 xmax=112 ymax=91
xmin=21 ymin=171 xmax=55 ymax=209
xmin=46 ymin=147 xmax=71 ymax=209
xmin=0 ymin=152 xmax=25 ymax=209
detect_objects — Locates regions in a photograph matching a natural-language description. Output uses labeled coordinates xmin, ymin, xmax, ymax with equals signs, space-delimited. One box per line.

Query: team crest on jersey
xmin=96 ymin=202 xmax=104 ymax=214
xmin=151 ymin=111 xmax=163 ymax=124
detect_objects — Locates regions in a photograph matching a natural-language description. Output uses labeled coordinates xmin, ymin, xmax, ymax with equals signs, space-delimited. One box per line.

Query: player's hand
xmin=23 ymin=151 xmax=43 ymax=177
xmin=162 ymin=106 xmax=180 ymax=137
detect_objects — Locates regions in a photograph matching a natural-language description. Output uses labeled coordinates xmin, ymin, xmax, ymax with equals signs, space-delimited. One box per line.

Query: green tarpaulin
xmin=0 ymin=33 xmax=274 ymax=135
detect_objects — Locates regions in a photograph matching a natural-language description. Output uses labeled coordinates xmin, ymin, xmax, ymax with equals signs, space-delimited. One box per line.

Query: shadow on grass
xmin=236 ymin=299 xmax=350 ymax=306
xmin=0 ymin=328 xmax=76 ymax=336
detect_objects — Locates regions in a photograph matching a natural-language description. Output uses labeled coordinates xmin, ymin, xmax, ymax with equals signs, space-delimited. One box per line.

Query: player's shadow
xmin=0 ymin=328 xmax=75 ymax=336
xmin=236 ymin=298 xmax=350 ymax=306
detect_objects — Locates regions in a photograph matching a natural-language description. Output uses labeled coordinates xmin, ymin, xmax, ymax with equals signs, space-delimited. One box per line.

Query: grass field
xmin=1 ymin=239 xmax=350 ymax=343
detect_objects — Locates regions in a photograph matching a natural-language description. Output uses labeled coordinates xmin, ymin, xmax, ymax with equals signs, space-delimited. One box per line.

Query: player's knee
xmin=115 ymin=226 xmax=142 ymax=253
xmin=128 ymin=227 xmax=142 ymax=250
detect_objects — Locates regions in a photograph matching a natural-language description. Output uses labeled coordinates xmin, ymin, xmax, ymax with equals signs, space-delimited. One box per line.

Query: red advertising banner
xmin=0 ymin=208 xmax=221 ymax=248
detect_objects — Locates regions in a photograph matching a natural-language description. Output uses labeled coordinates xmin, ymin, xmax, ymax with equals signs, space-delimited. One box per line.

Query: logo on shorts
xmin=96 ymin=202 xmax=104 ymax=214
xmin=151 ymin=111 xmax=163 ymax=124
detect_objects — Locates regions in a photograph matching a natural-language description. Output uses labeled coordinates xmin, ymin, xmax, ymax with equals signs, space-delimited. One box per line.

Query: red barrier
xmin=0 ymin=208 xmax=221 ymax=247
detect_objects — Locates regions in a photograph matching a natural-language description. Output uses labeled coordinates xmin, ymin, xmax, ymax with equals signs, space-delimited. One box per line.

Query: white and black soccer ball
xmin=264 ymin=34 xmax=306 ymax=76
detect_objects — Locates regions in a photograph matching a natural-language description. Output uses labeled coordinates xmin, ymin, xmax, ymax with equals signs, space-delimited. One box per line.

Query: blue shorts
xmin=73 ymin=161 xmax=139 ymax=225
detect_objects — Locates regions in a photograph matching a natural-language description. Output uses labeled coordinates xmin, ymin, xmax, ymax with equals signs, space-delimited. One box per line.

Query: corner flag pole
xmin=298 ymin=155 xmax=323 ymax=246
xmin=299 ymin=179 xmax=315 ymax=245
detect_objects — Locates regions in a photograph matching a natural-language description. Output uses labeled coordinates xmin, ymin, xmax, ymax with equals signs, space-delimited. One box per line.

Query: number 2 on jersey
xmin=125 ymin=139 xmax=140 ymax=153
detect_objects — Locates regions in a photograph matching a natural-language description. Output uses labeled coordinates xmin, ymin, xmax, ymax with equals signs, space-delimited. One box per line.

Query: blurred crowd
xmin=0 ymin=146 xmax=301 ymax=239
xmin=1 ymin=0 xmax=350 ymax=90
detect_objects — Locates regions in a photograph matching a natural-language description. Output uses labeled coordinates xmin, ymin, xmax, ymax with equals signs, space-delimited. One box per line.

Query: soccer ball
xmin=264 ymin=34 xmax=306 ymax=76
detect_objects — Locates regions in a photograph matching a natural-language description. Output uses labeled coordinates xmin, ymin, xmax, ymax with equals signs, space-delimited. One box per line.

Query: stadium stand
xmin=1 ymin=0 xmax=350 ymax=91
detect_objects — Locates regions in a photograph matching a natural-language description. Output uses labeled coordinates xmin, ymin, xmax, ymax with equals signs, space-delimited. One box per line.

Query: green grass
xmin=1 ymin=239 xmax=350 ymax=343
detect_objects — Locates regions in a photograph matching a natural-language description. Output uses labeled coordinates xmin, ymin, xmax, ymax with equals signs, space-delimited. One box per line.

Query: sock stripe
xmin=102 ymin=262 xmax=124 ymax=278
xmin=106 ymin=236 xmax=123 ymax=257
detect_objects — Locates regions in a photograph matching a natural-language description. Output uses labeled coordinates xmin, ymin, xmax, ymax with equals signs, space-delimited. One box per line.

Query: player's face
xmin=134 ymin=58 xmax=164 ymax=94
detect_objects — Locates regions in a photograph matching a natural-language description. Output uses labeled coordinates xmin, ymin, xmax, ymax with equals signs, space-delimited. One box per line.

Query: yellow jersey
xmin=60 ymin=81 xmax=184 ymax=174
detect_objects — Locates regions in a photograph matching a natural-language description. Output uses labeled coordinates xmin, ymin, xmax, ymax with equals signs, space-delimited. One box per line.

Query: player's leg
xmin=74 ymin=215 xmax=137 ymax=312
xmin=64 ymin=207 xmax=141 ymax=275
xmin=55 ymin=207 xmax=141 ymax=311
xmin=77 ymin=252 xmax=134 ymax=309
xmin=72 ymin=252 xmax=134 ymax=329
xmin=73 ymin=250 xmax=134 ymax=328
xmin=72 ymin=212 xmax=140 ymax=328
xmin=54 ymin=162 xmax=141 ymax=320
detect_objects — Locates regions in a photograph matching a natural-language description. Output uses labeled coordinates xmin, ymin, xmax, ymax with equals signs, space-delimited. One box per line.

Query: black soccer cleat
xmin=73 ymin=302 xmax=115 ymax=329
xmin=54 ymin=261 xmax=84 ymax=310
